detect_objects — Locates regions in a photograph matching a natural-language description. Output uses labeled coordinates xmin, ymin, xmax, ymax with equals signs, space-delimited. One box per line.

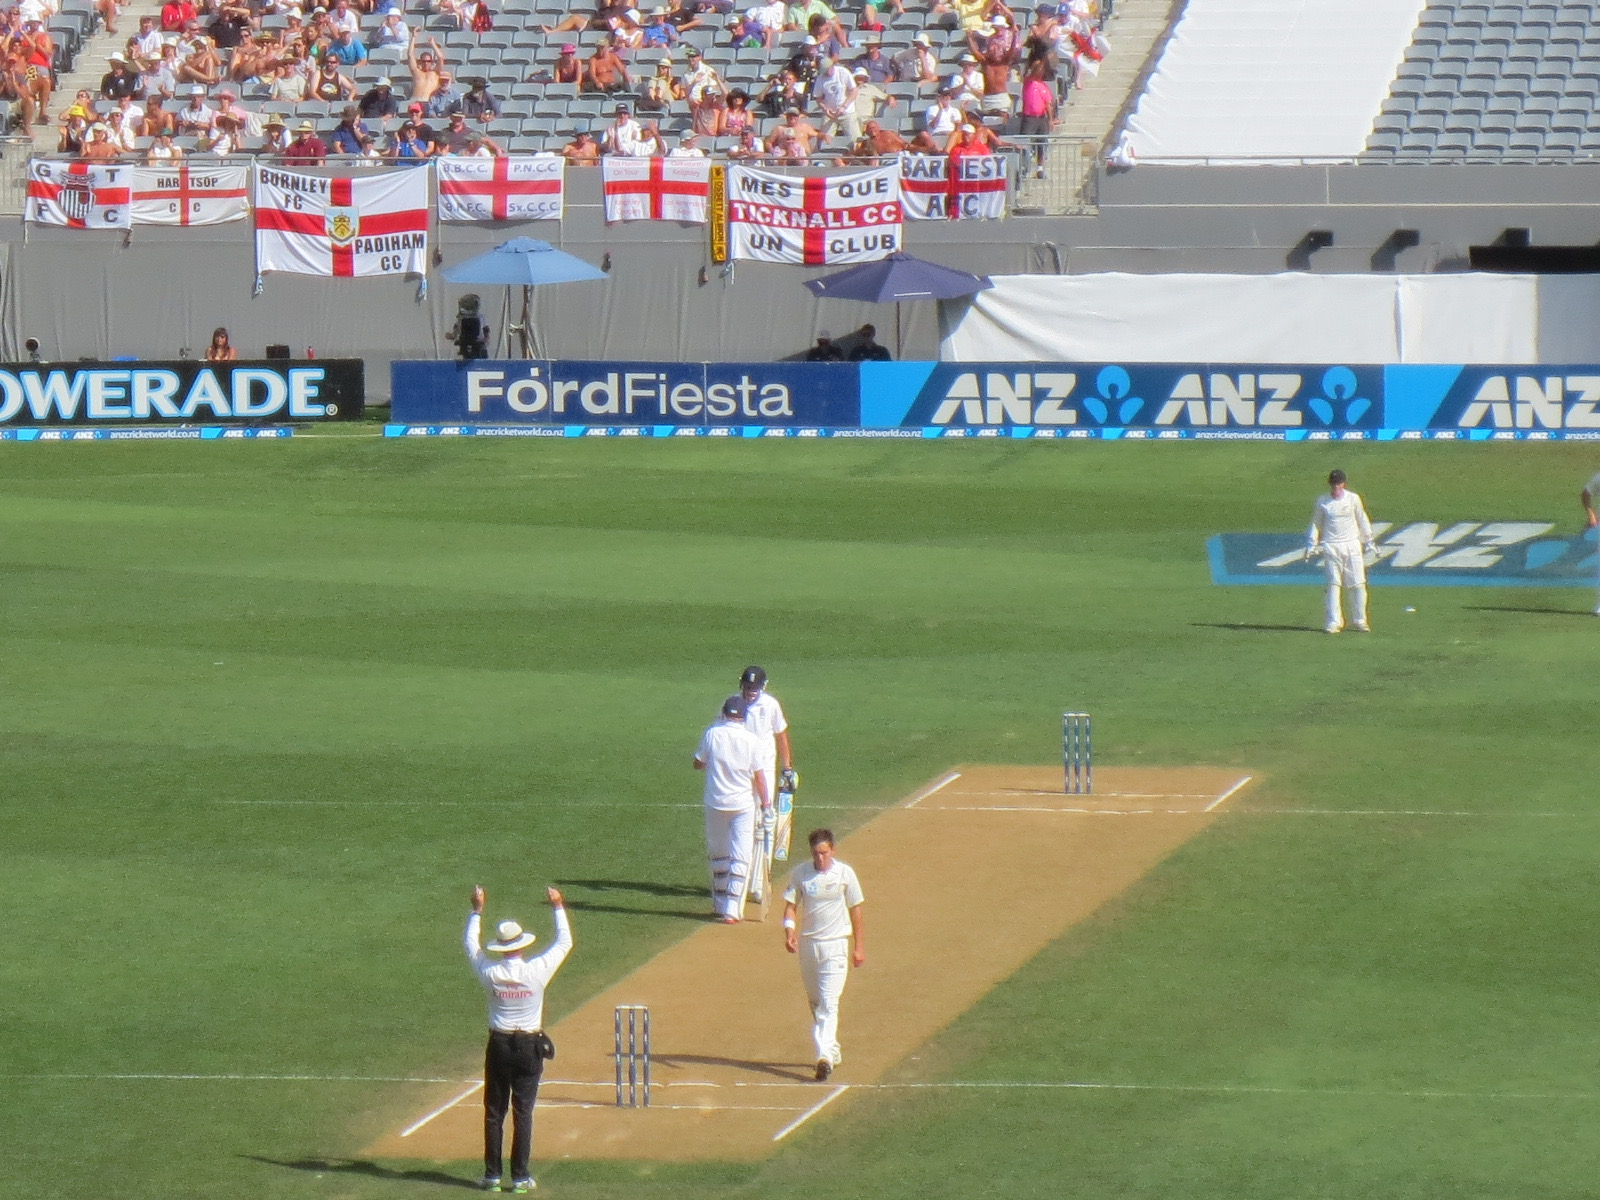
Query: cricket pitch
xmin=368 ymin=765 xmax=1254 ymax=1163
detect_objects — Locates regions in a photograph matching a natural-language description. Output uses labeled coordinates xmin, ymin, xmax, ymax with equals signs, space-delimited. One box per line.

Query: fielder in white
xmin=782 ymin=828 xmax=865 ymax=1082
xmin=693 ymin=694 xmax=770 ymax=924
xmin=1581 ymin=470 xmax=1600 ymax=614
xmin=739 ymin=665 xmax=794 ymax=907
xmin=1307 ymin=468 xmax=1377 ymax=634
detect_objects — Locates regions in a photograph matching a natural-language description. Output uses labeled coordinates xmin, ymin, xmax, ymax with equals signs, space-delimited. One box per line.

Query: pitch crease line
xmin=903 ymin=772 xmax=960 ymax=809
xmin=1206 ymin=775 xmax=1254 ymax=813
xmin=772 ymin=1085 xmax=849 ymax=1140
xmin=399 ymin=1080 xmax=484 ymax=1138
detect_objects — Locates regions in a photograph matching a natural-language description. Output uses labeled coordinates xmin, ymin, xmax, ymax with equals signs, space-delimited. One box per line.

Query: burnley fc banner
xmin=25 ymin=161 xmax=132 ymax=228
xmin=898 ymin=154 xmax=1007 ymax=220
xmin=727 ymin=164 xmax=900 ymax=264
xmin=131 ymin=164 xmax=250 ymax=226
xmin=437 ymin=156 xmax=563 ymax=222
xmin=254 ymin=167 xmax=428 ymax=278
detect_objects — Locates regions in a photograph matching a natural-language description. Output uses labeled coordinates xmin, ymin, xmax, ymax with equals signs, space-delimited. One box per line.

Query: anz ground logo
xmin=927 ymin=367 xmax=1373 ymax=428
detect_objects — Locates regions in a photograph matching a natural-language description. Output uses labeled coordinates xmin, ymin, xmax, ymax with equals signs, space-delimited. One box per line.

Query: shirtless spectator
xmin=848 ymin=117 xmax=907 ymax=162
xmin=0 ymin=51 xmax=42 ymax=131
xmin=407 ymin=35 xmax=445 ymax=103
xmin=767 ymin=106 xmax=818 ymax=154
xmin=584 ymin=36 xmax=632 ymax=94
xmin=767 ymin=125 xmax=807 ymax=161
xmin=82 ymin=125 xmax=120 ymax=159
xmin=178 ymin=37 xmax=224 ymax=87
xmin=561 ymin=127 xmax=599 ymax=164
xmin=978 ymin=43 xmax=1015 ymax=123
xmin=542 ymin=0 xmax=629 ymax=34
xmin=541 ymin=42 xmax=582 ymax=84
xmin=140 ymin=94 xmax=178 ymax=136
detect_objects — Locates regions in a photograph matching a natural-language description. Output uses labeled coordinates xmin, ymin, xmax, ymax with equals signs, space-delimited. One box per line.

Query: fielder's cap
xmin=740 ymin=665 xmax=768 ymax=690
xmin=487 ymin=919 xmax=537 ymax=954
xmin=722 ymin=694 xmax=748 ymax=720
xmin=686 ymin=45 xmax=701 ymax=54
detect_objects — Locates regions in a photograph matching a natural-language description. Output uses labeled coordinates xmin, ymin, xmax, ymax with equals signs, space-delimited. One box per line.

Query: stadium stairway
xmin=29 ymin=3 xmax=163 ymax=150
xmin=1056 ymin=0 xmax=1179 ymax=148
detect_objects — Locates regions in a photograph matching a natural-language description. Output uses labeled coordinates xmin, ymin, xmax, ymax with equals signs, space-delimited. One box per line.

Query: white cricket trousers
xmin=1321 ymin=541 xmax=1368 ymax=631
xmin=704 ymin=805 xmax=755 ymax=919
xmin=799 ymin=935 xmax=849 ymax=1066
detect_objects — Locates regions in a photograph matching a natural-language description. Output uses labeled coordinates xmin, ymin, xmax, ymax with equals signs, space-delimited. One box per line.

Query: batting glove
xmin=1364 ymin=541 xmax=1378 ymax=556
xmin=779 ymin=768 xmax=798 ymax=792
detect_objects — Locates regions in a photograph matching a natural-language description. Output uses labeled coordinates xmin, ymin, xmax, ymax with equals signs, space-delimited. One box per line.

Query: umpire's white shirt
xmin=696 ymin=720 xmax=763 ymax=811
xmin=742 ymin=692 xmax=788 ymax=770
xmin=784 ymin=859 xmax=864 ymax=939
xmin=464 ymin=909 xmax=574 ymax=1032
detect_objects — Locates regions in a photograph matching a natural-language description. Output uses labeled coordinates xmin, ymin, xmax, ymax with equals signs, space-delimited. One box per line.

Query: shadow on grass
xmin=556 ymin=879 xmax=705 ymax=898
xmin=1191 ymin=622 xmax=1323 ymax=634
xmin=558 ymin=900 xmax=714 ymax=921
xmin=1464 ymin=605 xmax=1596 ymax=617
xmin=651 ymin=1053 xmax=816 ymax=1083
xmin=245 ymin=1157 xmax=475 ymax=1189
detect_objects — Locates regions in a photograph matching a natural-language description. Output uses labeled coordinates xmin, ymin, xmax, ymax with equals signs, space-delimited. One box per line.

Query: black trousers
xmin=484 ymin=1030 xmax=545 ymax=1180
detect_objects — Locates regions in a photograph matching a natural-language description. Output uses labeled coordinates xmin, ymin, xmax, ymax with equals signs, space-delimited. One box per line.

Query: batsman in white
xmin=782 ymin=828 xmax=866 ymax=1082
xmin=1307 ymin=468 xmax=1377 ymax=634
xmin=463 ymin=884 xmax=573 ymax=1194
xmin=739 ymin=665 xmax=794 ymax=907
xmin=693 ymin=694 xmax=771 ymax=923
xmin=1581 ymin=470 xmax=1600 ymax=614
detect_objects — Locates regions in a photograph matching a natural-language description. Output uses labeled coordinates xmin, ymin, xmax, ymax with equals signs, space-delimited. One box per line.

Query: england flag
xmin=26 ymin=161 xmax=132 ymax=229
xmin=254 ymin=166 xmax=428 ymax=278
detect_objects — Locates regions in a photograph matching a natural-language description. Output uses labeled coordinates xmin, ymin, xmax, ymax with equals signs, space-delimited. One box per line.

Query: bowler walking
xmin=1307 ymin=468 xmax=1377 ymax=633
xmin=782 ymin=828 xmax=865 ymax=1081
xmin=464 ymin=884 xmax=573 ymax=1193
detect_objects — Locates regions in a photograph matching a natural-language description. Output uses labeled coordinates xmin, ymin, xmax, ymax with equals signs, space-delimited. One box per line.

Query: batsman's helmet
xmin=740 ymin=665 xmax=767 ymax=690
xmin=722 ymin=694 xmax=748 ymax=719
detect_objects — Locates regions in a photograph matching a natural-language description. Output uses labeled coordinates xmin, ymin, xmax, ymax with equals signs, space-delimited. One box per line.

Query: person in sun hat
xmin=464 ymin=884 xmax=572 ymax=1194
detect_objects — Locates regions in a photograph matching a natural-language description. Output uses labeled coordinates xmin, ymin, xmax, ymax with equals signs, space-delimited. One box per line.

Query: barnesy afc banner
xmin=0 ymin=360 xmax=364 ymax=426
xmin=898 ymin=154 xmax=1007 ymax=220
xmin=727 ymin=165 xmax=901 ymax=264
xmin=391 ymin=360 xmax=1600 ymax=438
xmin=254 ymin=168 xmax=428 ymax=278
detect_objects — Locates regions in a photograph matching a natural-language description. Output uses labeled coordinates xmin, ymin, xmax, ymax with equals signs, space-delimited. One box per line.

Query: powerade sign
xmin=0 ymin=360 xmax=363 ymax=426
xmin=389 ymin=360 xmax=1600 ymax=438
xmin=1209 ymin=523 xmax=1598 ymax=587
xmin=391 ymin=361 xmax=857 ymax=428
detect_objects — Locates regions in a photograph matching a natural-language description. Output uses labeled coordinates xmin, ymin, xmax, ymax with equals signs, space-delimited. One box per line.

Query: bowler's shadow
xmin=245 ymin=1157 xmax=475 ymax=1189
xmin=652 ymin=1053 xmax=817 ymax=1083
xmin=1464 ymin=604 xmax=1595 ymax=618
xmin=1191 ymin=622 xmax=1323 ymax=634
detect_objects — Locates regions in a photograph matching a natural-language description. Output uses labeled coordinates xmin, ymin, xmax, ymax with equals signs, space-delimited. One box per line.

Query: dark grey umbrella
xmin=803 ymin=252 xmax=992 ymax=357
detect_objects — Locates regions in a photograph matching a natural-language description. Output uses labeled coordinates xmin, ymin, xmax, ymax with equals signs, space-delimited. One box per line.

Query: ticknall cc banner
xmin=254 ymin=166 xmax=428 ymax=278
xmin=25 ymin=161 xmax=132 ymax=228
xmin=726 ymin=164 xmax=901 ymax=264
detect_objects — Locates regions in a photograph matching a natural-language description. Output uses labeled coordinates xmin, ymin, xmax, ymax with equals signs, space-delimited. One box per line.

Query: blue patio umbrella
xmin=802 ymin=252 xmax=992 ymax=356
xmin=442 ymin=237 xmax=607 ymax=357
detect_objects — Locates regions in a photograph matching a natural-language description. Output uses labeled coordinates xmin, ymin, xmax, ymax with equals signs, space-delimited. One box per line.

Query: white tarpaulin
xmin=1123 ymin=0 xmax=1428 ymax=162
xmin=131 ymin=164 xmax=250 ymax=226
xmin=254 ymin=167 xmax=428 ymax=278
xmin=437 ymin=156 xmax=563 ymax=222
xmin=727 ymin=164 xmax=901 ymax=264
xmin=940 ymin=273 xmax=1600 ymax=365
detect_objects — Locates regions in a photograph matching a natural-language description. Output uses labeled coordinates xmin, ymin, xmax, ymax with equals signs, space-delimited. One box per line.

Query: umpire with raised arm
xmin=464 ymin=884 xmax=573 ymax=1193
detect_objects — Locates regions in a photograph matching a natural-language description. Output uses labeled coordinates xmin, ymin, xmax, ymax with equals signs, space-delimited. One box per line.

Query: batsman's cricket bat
xmin=772 ymin=782 xmax=794 ymax=862
xmin=747 ymin=810 xmax=774 ymax=921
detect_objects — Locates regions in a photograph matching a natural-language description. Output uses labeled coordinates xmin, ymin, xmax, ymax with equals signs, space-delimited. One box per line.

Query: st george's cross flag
xmin=25 ymin=161 xmax=132 ymax=228
xmin=131 ymin=163 xmax=250 ymax=226
xmin=437 ymin=156 xmax=564 ymax=222
xmin=601 ymin=157 xmax=710 ymax=224
xmin=897 ymin=153 xmax=1007 ymax=221
xmin=254 ymin=166 xmax=428 ymax=278
xmin=726 ymin=164 xmax=900 ymax=264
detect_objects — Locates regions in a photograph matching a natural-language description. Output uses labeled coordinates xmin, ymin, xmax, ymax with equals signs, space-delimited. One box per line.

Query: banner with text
xmin=255 ymin=167 xmax=428 ymax=278
xmin=0 ymin=360 xmax=364 ymax=426
xmin=602 ymin=157 xmax=711 ymax=223
xmin=898 ymin=154 xmax=1007 ymax=220
xmin=131 ymin=164 xmax=250 ymax=226
xmin=437 ymin=156 xmax=564 ymax=222
xmin=726 ymin=165 xmax=901 ymax=264
xmin=25 ymin=161 xmax=132 ymax=228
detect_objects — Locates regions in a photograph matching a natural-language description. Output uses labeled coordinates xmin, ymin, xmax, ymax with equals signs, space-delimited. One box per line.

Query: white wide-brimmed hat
xmin=487 ymin=919 xmax=537 ymax=953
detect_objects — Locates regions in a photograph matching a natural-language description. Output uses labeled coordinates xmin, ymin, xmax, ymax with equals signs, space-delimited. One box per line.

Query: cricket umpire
xmin=694 ymin=694 xmax=770 ymax=923
xmin=464 ymin=884 xmax=572 ymax=1193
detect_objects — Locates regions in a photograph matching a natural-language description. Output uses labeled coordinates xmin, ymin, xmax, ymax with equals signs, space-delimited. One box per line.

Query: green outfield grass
xmin=3 ymin=438 xmax=1598 ymax=1200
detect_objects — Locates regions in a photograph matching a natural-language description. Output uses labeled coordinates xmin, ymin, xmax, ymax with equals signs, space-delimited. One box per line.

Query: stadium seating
xmin=1364 ymin=0 xmax=1600 ymax=160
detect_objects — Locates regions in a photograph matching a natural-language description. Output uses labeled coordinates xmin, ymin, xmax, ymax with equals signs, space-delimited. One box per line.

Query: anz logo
xmin=927 ymin=367 xmax=1373 ymax=428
